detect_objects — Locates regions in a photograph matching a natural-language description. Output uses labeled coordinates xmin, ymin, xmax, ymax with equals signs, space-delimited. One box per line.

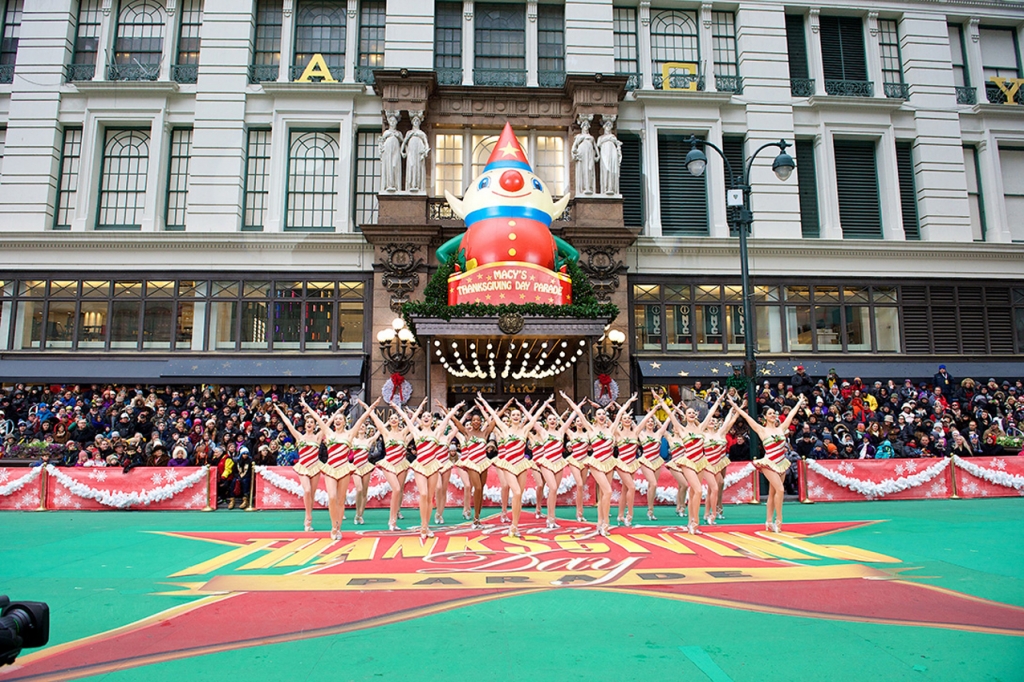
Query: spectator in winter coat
xmin=933 ymin=365 xmax=954 ymax=396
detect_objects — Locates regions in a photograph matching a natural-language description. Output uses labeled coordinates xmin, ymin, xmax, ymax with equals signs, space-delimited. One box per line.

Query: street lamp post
xmin=683 ymin=135 xmax=795 ymax=457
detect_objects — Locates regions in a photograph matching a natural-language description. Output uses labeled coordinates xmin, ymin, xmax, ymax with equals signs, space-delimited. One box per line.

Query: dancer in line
xmin=434 ymin=400 xmax=459 ymax=525
xmin=728 ymin=394 xmax=807 ymax=532
xmin=476 ymin=394 xmax=552 ymax=537
xmin=394 ymin=399 xmax=464 ymax=540
xmin=701 ymin=401 xmax=743 ymax=522
xmin=274 ymin=402 xmax=324 ymax=533
xmin=654 ymin=392 xmax=722 ymax=534
xmin=561 ymin=391 xmax=637 ymax=536
xmin=365 ymin=404 xmax=411 ymax=531
xmin=451 ymin=409 xmax=495 ymax=529
xmin=615 ymin=408 xmax=661 ymax=527
xmin=565 ymin=415 xmax=592 ymax=522
xmin=348 ymin=417 xmax=380 ymax=526
xmin=638 ymin=408 xmax=671 ymax=520
xmin=529 ymin=407 xmax=571 ymax=529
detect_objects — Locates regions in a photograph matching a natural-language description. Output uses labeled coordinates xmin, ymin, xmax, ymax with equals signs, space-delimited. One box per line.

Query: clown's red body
xmin=460 ymin=213 xmax=557 ymax=271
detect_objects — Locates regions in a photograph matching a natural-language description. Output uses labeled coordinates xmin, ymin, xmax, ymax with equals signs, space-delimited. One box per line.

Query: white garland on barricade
xmin=633 ymin=463 xmax=756 ymax=504
xmin=255 ymin=466 xmax=416 ymax=507
xmin=806 ymin=458 xmax=948 ymax=499
xmin=45 ymin=465 xmax=208 ymax=509
xmin=952 ymin=456 xmax=1024 ymax=492
xmin=0 ymin=467 xmax=41 ymax=497
xmin=449 ymin=469 xmax=577 ymax=505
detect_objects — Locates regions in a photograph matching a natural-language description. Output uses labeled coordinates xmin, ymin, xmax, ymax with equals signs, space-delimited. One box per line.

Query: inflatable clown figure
xmin=437 ymin=122 xmax=579 ymax=273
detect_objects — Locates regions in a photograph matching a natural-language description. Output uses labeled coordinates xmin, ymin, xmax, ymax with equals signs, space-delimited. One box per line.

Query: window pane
xmin=726 ymin=305 xmax=745 ymax=352
xmin=274 ymin=300 xmax=302 ymax=348
xmin=78 ymin=301 xmax=107 ymax=348
xmin=354 ymin=130 xmax=381 ymax=226
xmin=471 ymin=134 xmax=499 ymax=178
xmin=212 ymin=280 xmax=239 ymax=297
xmin=165 ymin=128 xmax=192 ymax=230
xmin=211 ymin=301 xmax=237 ymax=350
xmin=294 ymin=0 xmax=347 ymax=74
xmin=98 ymin=129 xmax=150 ymax=230
xmin=873 ymin=286 xmax=897 ymax=303
xmin=695 ymin=305 xmax=724 ymax=351
xmin=613 ymin=7 xmax=638 ymax=75
xmin=43 ymin=301 xmax=76 ymax=349
xmin=287 ymin=130 xmax=339 ymax=231
xmin=16 ymin=301 xmax=42 ymax=349
xmin=815 ymin=305 xmax=842 ymax=350
xmin=19 ymin=280 xmax=45 ymax=297
xmin=815 ymin=286 xmax=840 ymax=303
xmin=338 ymin=281 xmax=365 ymax=299
xmin=240 ymin=301 xmax=268 ymax=349
xmin=434 ymin=133 xmax=464 ymax=197
xmin=305 ymin=300 xmax=332 ymax=349
xmin=633 ymin=283 xmax=660 ymax=301
xmin=535 ymin=135 xmax=565 ymax=196
xmin=146 ymin=280 xmax=174 ymax=297
xmin=875 ymin=306 xmax=901 ymax=352
xmin=175 ymin=300 xmax=195 ymax=349
xmin=142 ymin=300 xmax=174 ymax=349
xmin=474 ymin=3 xmax=526 ymax=75
xmin=666 ymin=304 xmax=692 ymax=350
xmin=55 ymin=128 xmax=83 ymax=229
xmin=785 ymin=305 xmax=812 ymax=351
xmin=756 ymin=306 xmax=783 ymax=352
xmin=845 ymin=305 xmax=871 ymax=351
xmin=243 ymin=281 xmax=271 ymax=298
xmin=110 ymin=301 xmax=141 ymax=348
xmin=50 ymin=281 xmax=77 ymax=298
xmin=114 ymin=0 xmax=165 ymax=71
xmin=338 ymin=301 xmax=364 ymax=349
xmin=253 ymin=0 xmax=282 ymax=67
xmin=244 ymin=129 xmax=272 ymax=230
xmin=634 ymin=304 xmax=661 ymax=350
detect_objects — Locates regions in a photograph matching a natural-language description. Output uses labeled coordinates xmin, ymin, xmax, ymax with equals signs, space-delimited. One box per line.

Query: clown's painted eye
xmin=532 ymin=178 xmax=543 ymax=191
xmin=478 ymin=177 xmax=490 ymax=189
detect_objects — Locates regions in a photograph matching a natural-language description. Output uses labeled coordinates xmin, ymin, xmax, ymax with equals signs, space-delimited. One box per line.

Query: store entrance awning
xmin=636 ymin=358 xmax=1023 ymax=382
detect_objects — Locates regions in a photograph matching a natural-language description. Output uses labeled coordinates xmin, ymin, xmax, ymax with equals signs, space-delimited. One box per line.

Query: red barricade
xmin=0 ymin=467 xmax=44 ymax=510
xmin=951 ymin=455 xmax=1024 ymax=499
xmin=43 ymin=466 xmax=215 ymax=511
xmin=801 ymin=458 xmax=953 ymax=502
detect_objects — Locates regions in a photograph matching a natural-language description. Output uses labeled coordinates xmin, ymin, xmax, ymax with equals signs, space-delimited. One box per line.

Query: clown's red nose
xmin=499 ymin=170 xmax=524 ymax=192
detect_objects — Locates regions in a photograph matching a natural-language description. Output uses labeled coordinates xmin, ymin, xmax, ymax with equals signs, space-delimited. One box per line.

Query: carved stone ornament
xmin=498 ymin=312 xmax=525 ymax=335
xmin=579 ymin=246 xmax=625 ymax=304
xmin=381 ymin=243 xmax=425 ymax=312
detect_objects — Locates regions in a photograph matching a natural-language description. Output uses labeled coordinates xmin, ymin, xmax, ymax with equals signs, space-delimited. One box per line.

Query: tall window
xmin=620 ymin=133 xmax=643 ymax=227
xmin=981 ymin=27 xmax=1022 ymax=104
xmin=434 ymin=2 xmax=462 ymax=85
xmin=244 ymin=129 xmax=272 ymax=231
xmin=433 ymin=133 xmax=464 ymax=198
xmin=785 ymin=13 xmax=811 ymax=96
xmin=1000 ymin=147 xmax=1024 ymax=243
xmin=111 ymin=0 xmax=166 ymax=81
xmin=432 ymin=130 xmax=566 ymax=199
xmin=70 ymin=0 xmax=103 ymax=82
xmin=895 ymin=141 xmax=919 ymax=240
xmin=833 ymin=139 xmax=881 ymax=239
xmin=613 ymin=8 xmax=639 ymax=89
xmin=354 ymin=130 xmax=381 ymax=226
xmin=293 ymin=0 xmax=346 ymax=81
xmin=474 ymin=3 xmax=526 ymax=86
xmin=0 ymin=0 xmax=22 ymax=83
xmin=55 ymin=128 xmax=84 ymax=231
xmin=356 ymin=0 xmax=385 ymax=83
xmin=712 ymin=11 xmax=740 ymax=92
xmin=650 ymin=10 xmax=699 ymax=89
xmin=819 ymin=15 xmax=869 ymax=96
xmin=173 ymin=0 xmax=202 ymax=84
xmin=287 ymin=130 xmax=338 ymax=231
xmin=794 ymin=139 xmax=819 ymax=238
xmin=165 ymin=128 xmax=192 ymax=231
xmin=962 ymin=145 xmax=985 ymax=241
xmin=722 ymin=135 xmax=744 ymax=235
xmin=98 ymin=129 xmax=151 ymax=230
xmin=534 ymin=135 xmax=565 ymax=195
xmin=948 ymin=23 xmax=973 ymax=104
xmin=537 ymin=5 xmax=564 ymax=87
xmin=658 ymin=132 xmax=708 ymax=236
xmin=251 ymin=0 xmax=282 ymax=83
xmin=878 ymin=19 xmax=906 ymax=98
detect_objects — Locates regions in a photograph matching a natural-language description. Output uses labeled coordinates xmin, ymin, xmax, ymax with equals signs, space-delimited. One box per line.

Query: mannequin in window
xmin=597 ymin=115 xmax=622 ymax=196
xmin=378 ymin=111 xmax=403 ymax=192
xmin=402 ymin=110 xmax=430 ymax=193
xmin=571 ymin=114 xmax=596 ymax=196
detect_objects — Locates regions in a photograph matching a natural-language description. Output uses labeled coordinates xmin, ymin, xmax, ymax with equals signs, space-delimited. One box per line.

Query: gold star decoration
xmin=677 ymin=370 xmax=690 ymax=377
xmin=793 ymin=366 xmax=801 ymax=372
xmin=650 ymin=362 xmax=661 ymax=369
xmin=711 ymin=368 xmax=719 ymax=374
xmin=499 ymin=142 xmax=520 ymax=158
xmin=519 ymin=294 xmax=526 ymax=300
xmin=499 ymin=293 xmax=506 ymax=299
xmin=761 ymin=368 xmax=771 ymax=375
xmin=766 ymin=361 xmax=776 ymax=366
xmin=724 ymin=362 xmax=733 ymax=367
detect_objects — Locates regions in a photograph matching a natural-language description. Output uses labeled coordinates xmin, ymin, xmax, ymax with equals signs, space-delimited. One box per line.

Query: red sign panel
xmin=448 ymin=261 xmax=572 ymax=305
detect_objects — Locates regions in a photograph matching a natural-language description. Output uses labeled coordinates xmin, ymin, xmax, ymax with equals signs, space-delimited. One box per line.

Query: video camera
xmin=0 ymin=596 xmax=49 ymax=667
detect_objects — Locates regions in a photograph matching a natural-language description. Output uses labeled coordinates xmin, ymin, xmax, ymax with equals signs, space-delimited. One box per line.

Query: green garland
xmin=403 ymin=256 xmax=618 ymax=333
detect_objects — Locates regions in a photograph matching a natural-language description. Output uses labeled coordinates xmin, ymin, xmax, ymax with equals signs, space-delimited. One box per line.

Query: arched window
xmin=98 ymin=129 xmax=151 ymax=230
xmin=287 ymin=130 xmax=339 ymax=231
xmin=111 ymin=0 xmax=165 ymax=81
xmin=293 ymin=0 xmax=346 ymax=80
xmin=650 ymin=10 xmax=699 ymax=89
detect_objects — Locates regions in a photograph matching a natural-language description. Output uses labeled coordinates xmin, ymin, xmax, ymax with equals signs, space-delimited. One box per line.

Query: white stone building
xmin=0 ymin=0 xmax=1021 ymax=397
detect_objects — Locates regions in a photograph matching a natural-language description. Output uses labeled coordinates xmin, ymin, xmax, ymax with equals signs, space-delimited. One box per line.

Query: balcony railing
xmin=790 ymin=78 xmax=815 ymax=97
xmin=986 ymin=82 xmax=1022 ymax=105
xmin=428 ymin=198 xmax=459 ymax=221
xmin=538 ymin=70 xmax=565 ymax=88
xmin=107 ymin=61 xmax=160 ymax=81
xmin=436 ymin=67 xmax=462 ymax=85
xmin=248 ymin=64 xmax=279 ymax=83
xmin=955 ymin=86 xmax=976 ymax=105
xmin=715 ymin=74 xmax=743 ymax=94
xmin=289 ymin=63 xmax=344 ymax=82
xmin=652 ymin=72 xmax=705 ymax=91
xmin=0 ymin=64 xmax=14 ymax=84
xmin=883 ymin=82 xmax=910 ymax=99
xmin=825 ymin=79 xmax=873 ymax=97
xmin=171 ymin=64 xmax=198 ymax=84
xmin=473 ymin=68 xmax=527 ymax=87
xmin=355 ymin=65 xmax=375 ymax=84
xmin=66 ymin=63 xmax=95 ymax=82
xmin=617 ymin=72 xmax=642 ymax=91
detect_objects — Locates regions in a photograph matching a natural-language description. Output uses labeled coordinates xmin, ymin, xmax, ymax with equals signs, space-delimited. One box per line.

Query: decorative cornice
xmin=0 ymin=233 xmax=373 ymax=254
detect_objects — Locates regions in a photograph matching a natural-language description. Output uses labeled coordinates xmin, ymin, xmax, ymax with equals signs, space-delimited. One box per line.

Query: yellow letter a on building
xmin=295 ymin=53 xmax=338 ymax=83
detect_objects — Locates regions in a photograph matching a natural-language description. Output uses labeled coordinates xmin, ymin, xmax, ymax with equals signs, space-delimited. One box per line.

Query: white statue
xmin=401 ymin=110 xmax=430 ymax=194
xmin=597 ymin=115 xmax=622 ymax=197
xmin=570 ymin=114 xmax=596 ymax=196
xmin=378 ymin=111 xmax=403 ymax=193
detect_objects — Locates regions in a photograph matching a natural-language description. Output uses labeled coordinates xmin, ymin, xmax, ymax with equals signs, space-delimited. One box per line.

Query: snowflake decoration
xmin=20 ymin=492 xmax=38 ymax=507
xmin=55 ymin=493 xmax=73 ymax=507
xmin=962 ymin=482 xmax=980 ymax=495
xmin=926 ymin=482 xmax=947 ymax=498
xmin=262 ymin=491 xmax=282 ymax=506
xmin=825 ymin=493 xmax=834 ymax=501
xmin=837 ymin=462 xmax=854 ymax=474
xmin=151 ymin=473 xmax=165 ymax=485
xmin=904 ymin=461 xmax=918 ymax=473
xmin=981 ymin=490 xmax=989 ymax=497
xmin=809 ymin=483 xmax=824 ymax=497
xmin=736 ymin=484 xmax=752 ymax=500
xmin=993 ymin=459 xmax=1007 ymax=471
xmin=402 ymin=491 xmax=419 ymax=506
xmin=163 ymin=470 xmax=179 ymax=483
xmin=0 ymin=470 xmax=9 ymax=484
xmin=73 ymin=502 xmax=82 ymax=509
xmin=894 ymin=464 xmax=905 ymax=475
xmin=95 ymin=470 xmax=107 ymax=482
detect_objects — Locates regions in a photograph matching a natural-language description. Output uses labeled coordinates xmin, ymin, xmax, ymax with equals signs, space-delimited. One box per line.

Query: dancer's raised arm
xmin=559 ymin=392 xmax=593 ymax=436
xmin=653 ymin=392 xmax=685 ymax=433
xmin=700 ymin=392 xmax=725 ymax=430
xmin=299 ymin=397 xmax=337 ymax=436
xmin=611 ymin=393 xmax=638 ymax=429
xmin=273 ymin=403 xmax=304 ymax=441
xmin=522 ymin=395 xmax=554 ymax=433
xmin=349 ymin=398 xmax=380 ymax=435
xmin=726 ymin=397 xmax=767 ymax=439
xmin=780 ymin=394 xmax=808 ymax=431
xmin=436 ymin=400 xmax=466 ymax=434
